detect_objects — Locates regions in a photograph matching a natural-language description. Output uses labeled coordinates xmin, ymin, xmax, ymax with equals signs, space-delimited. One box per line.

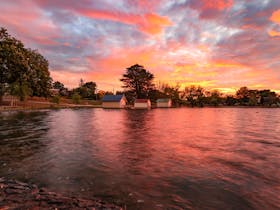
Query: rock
xmin=156 ymin=204 xmax=163 ymax=207
xmin=0 ymin=178 xmax=122 ymax=210
xmin=5 ymin=188 xmax=21 ymax=194
xmin=10 ymin=184 xmax=29 ymax=190
xmin=47 ymin=199 xmax=64 ymax=205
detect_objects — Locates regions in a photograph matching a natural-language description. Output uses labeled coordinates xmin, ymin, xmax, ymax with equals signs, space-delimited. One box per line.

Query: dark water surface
xmin=0 ymin=108 xmax=279 ymax=209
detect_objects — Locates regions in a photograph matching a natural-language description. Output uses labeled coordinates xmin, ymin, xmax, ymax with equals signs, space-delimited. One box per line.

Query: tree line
xmin=116 ymin=64 xmax=280 ymax=107
xmin=1 ymin=27 xmax=279 ymax=107
xmin=51 ymin=65 xmax=280 ymax=107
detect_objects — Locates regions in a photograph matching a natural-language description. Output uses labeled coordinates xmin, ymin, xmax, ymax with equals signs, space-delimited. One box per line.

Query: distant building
xmin=156 ymin=98 xmax=172 ymax=108
xmin=102 ymin=95 xmax=127 ymax=108
xmin=134 ymin=99 xmax=151 ymax=109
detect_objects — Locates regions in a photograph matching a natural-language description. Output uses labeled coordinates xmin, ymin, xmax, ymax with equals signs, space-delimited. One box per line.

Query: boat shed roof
xmin=102 ymin=95 xmax=124 ymax=102
xmin=156 ymin=98 xmax=171 ymax=102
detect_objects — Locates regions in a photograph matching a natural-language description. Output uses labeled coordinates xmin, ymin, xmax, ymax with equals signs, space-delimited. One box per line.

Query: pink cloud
xmin=76 ymin=9 xmax=172 ymax=35
xmin=201 ymin=0 xmax=233 ymax=10
xmin=0 ymin=1 xmax=61 ymax=48
xmin=188 ymin=0 xmax=234 ymax=19
xmin=34 ymin=0 xmax=172 ymax=35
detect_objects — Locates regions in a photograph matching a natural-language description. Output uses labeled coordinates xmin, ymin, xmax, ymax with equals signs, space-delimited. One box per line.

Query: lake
xmin=0 ymin=108 xmax=279 ymax=209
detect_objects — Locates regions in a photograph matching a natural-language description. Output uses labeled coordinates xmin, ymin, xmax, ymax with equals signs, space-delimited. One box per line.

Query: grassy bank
xmin=0 ymin=96 xmax=102 ymax=111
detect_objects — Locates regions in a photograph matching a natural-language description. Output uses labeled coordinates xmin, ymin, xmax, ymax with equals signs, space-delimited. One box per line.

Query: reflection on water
xmin=0 ymin=108 xmax=280 ymax=209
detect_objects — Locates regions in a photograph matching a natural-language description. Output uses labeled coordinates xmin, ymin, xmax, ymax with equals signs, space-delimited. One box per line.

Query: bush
xmin=51 ymin=95 xmax=60 ymax=104
xmin=72 ymin=93 xmax=81 ymax=104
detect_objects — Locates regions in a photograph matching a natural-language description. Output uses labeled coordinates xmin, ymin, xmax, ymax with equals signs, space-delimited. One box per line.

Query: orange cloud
xmin=268 ymin=30 xmax=280 ymax=37
xmin=270 ymin=9 xmax=280 ymax=24
xmin=268 ymin=10 xmax=280 ymax=37
xmin=210 ymin=60 xmax=245 ymax=68
xmin=76 ymin=9 xmax=171 ymax=35
xmin=140 ymin=13 xmax=172 ymax=35
xmin=173 ymin=63 xmax=217 ymax=77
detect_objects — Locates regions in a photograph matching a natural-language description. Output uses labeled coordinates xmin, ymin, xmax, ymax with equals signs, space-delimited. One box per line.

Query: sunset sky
xmin=1 ymin=0 xmax=280 ymax=93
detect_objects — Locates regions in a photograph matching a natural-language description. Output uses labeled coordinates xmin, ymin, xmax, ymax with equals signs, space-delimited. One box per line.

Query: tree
xmin=120 ymin=64 xmax=154 ymax=99
xmin=82 ymin=81 xmax=97 ymax=98
xmin=208 ymin=90 xmax=222 ymax=106
xmin=72 ymin=92 xmax=81 ymax=104
xmin=236 ymin=86 xmax=250 ymax=105
xmin=157 ymin=83 xmax=181 ymax=105
xmin=53 ymin=81 xmax=68 ymax=96
xmin=0 ymin=27 xmax=52 ymax=101
xmin=53 ymin=81 xmax=65 ymax=90
xmin=0 ymin=27 xmax=29 ymax=101
xmin=73 ymin=81 xmax=97 ymax=99
xmin=248 ymin=90 xmax=258 ymax=106
xmin=0 ymin=28 xmax=10 ymax=101
xmin=225 ymin=95 xmax=237 ymax=106
xmin=182 ymin=86 xmax=205 ymax=107
xmin=96 ymin=90 xmax=105 ymax=100
xmin=79 ymin=78 xmax=84 ymax=87
xmin=26 ymin=49 xmax=51 ymax=97
xmin=259 ymin=90 xmax=277 ymax=106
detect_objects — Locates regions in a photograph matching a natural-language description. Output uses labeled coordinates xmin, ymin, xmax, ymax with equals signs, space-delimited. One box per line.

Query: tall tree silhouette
xmin=120 ymin=64 xmax=154 ymax=99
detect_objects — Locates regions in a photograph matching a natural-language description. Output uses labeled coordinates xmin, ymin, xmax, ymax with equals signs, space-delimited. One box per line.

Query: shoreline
xmin=0 ymin=178 xmax=122 ymax=209
xmin=0 ymin=104 xmax=102 ymax=112
xmin=1 ymin=104 xmax=279 ymax=112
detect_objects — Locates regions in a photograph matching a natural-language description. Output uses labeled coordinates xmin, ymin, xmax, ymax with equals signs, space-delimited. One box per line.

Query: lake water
xmin=0 ymin=108 xmax=279 ymax=209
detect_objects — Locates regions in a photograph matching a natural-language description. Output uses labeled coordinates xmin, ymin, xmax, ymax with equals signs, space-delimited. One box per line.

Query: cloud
xmin=201 ymin=0 xmax=233 ymax=10
xmin=35 ymin=0 xmax=172 ymax=35
xmin=270 ymin=9 xmax=280 ymax=24
xmin=268 ymin=30 xmax=280 ymax=37
xmin=1 ymin=0 xmax=280 ymax=92
xmin=268 ymin=9 xmax=280 ymax=37
xmin=72 ymin=9 xmax=172 ymax=35
xmin=187 ymin=0 xmax=233 ymax=19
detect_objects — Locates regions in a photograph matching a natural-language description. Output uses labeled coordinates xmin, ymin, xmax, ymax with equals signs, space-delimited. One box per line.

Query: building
xmin=134 ymin=99 xmax=151 ymax=109
xmin=102 ymin=95 xmax=127 ymax=108
xmin=156 ymin=98 xmax=172 ymax=108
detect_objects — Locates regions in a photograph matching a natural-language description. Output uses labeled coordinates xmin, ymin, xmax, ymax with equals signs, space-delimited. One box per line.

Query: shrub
xmin=72 ymin=92 xmax=81 ymax=104
xmin=51 ymin=95 xmax=60 ymax=104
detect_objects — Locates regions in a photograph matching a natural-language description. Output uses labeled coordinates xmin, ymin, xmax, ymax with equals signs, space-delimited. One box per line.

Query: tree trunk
xmin=0 ymin=84 xmax=4 ymax=104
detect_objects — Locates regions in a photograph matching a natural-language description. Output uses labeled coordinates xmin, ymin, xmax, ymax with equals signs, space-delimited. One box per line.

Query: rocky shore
xmin=0 ymin=178 xmax=122 ymax=210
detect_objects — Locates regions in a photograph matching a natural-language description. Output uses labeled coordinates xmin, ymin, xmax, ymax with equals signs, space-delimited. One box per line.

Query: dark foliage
xmin=120 ymin=64 xmax=154 ymax=100
xmin=0 ymin=27 xmax=51 ymax=101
